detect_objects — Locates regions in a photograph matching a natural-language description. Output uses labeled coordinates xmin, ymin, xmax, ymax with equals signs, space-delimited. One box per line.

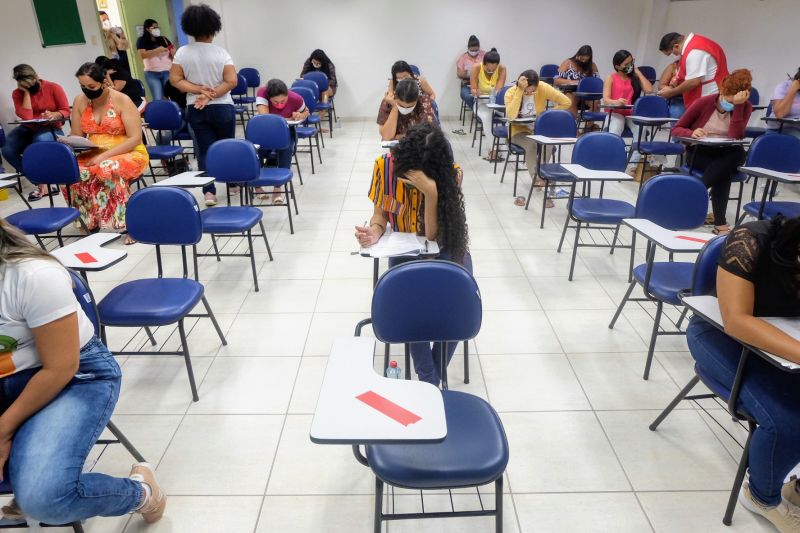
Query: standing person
xmin=456 ymin=35 xmax=484 ymax=110
xmin=555 ymin=45 xmax=600 ymax=119
xmin=98 ymin=11 xmax=130 ymax=72
xmin=659 ymin=59 xmax=685 ymax=119
xmin=170 ymin=3 xmax=237 ymax=207
xmin=672 ymin=69 xmax=753 ymax=235
xmin=767 ymin=67 xmax=800 ymax=139
xmin=377 ymin=78 xmax=437 ymax=141
xmin=657 ymin=32 xmax=729 ymax=111
xmin=136 ymin=18 xmax=175 ymax=101
xmin=1 ymin=65 xmax=70 ymax=202
xmin=299 ymin=49 xmax=337 ymax=104
xmin=469 ymin=48 xmax=507 ymax=161
xmin=355 ymin=123 xmax=470 ymax=386
xmin=0 ymin=218 xmax=166 ymax=525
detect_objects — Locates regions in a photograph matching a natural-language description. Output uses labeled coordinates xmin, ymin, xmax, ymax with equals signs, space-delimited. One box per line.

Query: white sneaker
xmin=783 ymin=476 xmax=800 ymax=508
xmin=740 ymin=480 xmax=800 ymax=532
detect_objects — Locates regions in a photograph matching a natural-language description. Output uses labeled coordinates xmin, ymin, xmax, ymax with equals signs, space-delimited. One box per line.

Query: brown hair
xmin=0 ymin=218 xmax=54 ymax=264
xmin=720 ymin=69 xmax=752 ymax=96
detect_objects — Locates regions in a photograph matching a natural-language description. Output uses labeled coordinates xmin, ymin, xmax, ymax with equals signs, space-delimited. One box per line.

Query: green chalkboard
xmin=32 ymin=0 xmax=85 ymax=47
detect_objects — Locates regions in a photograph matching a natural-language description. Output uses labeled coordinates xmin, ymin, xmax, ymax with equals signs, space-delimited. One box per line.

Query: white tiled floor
xmin=2 ymin=117 xmax=789 ymax=532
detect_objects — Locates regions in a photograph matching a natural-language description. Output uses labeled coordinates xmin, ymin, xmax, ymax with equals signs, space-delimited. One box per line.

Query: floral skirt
xmin=63 ymin=150 xmax=149 ymax=231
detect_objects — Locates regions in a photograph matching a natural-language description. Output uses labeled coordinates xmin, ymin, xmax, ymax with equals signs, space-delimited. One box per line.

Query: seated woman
xmin=555 ymin=45 xmax=599 ymax=119
xmin=355 ymin=123 xmax=469 ymax=386
xmin=387 ymin=60 xmax=436 ymax=101
xmin=456 ymin=35 xmax=484 ymax=110
xmin=255 ymin=79 xmax=309 ymax=204
xmin=2 ymin=64 xmax=70 ymax=202
xmin=95 ymin=56 xmax=146 ymax=112
xmin=377 ymin=78 xmax=436 ymax=141
xmin=672 ymin=69 xmax=752 ymax=235
xmin=504 ymin=69 xmax=570 ymax=205
xmin=768 ymin=67 xmax=800 ymax=139
xmin=65 ymin=62 xmax=148 ymax=243
xmin=0 ymin=217 xmax=165 ymax=524
xmin=686 ymin=216 xmax=800 ymax=531
xmin=659 ymin=59 xmax=685 ymax=119
xmin=300 ymin=49 xmax=337 ymax=103
xmin=602 ymin=50 xmax=652 ymax=174
xmin=469 ymin=48 xmax=507 ymax=161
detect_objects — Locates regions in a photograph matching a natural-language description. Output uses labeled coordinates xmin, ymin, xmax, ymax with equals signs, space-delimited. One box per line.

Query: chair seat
xmin=638 ymin=141 xmax=685 ymax=156
xmin=678 ymin=165 xmax=704 ymax=178
xmin=234 ymin=106 xmax=247 ymax=114
xmin=633 ymin=262 xmax=694 ymax=305
xmin=366 ymin=391 xmax=508 ymax=489
xmin=492 ymin=125 xmax=508 ymax=138
xmin=6 ymin=207 xmax=79 ymax=235
xmin=316 ymin=102 xmax=332 ymax=110
xmin=742 ymin=201 xmax=800 ymax=220
xmin=233 ymin=96 xmax=255 ymax=104
xmin=295 ymin=127 xmax=317 ymax=138
xmin=571 ymin=198 xmax=635 ymax=224
xmin=201 ymin=206 xmax=262 ymax=233
xmin=539 ymin=163 xmax=575 ymax=182
xmin=580 ymin=112 xmax=607 ymax=122
xmin=98 ymin=278 xmax=204 ymax=327
xmin=146 ymin=145 xmax=183 ymax=159
xmin=508 ymin=142 xmax=525 ymax=155
xmin=251 ymin=167 xmax=293 ymax=187
xmin=306 ymin=115 xmax=321 ymax=125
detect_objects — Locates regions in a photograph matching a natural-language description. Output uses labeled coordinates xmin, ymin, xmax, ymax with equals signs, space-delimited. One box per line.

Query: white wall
xmin=0 ymin=0 xmax=106 ymax=129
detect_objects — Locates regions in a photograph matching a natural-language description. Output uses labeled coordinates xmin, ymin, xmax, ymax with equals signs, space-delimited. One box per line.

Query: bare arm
xmin=379 ymin=105 xmax=400 ymax=141
xmin=419 ymin=76 xmax=436 ymax=100
xmin=70 ymin=96 xmax=87 ymax=136
xmin=496 ymin=66 xmax=507 ymax=90
xmin=554 ymin=60 xmax=575 ymax=86
xmin=658 ymin=63 xmax=676 ymax=89
xmin=354 ymin=204 xmax=389 ymax=247
xmin=661 ymin=77 xmax=701 ymax=98
xmin=138 ymin=46 xmax=167 ymax=59
xmin=773 ymin=80 xmax=800 ymax=119
xmin=211 ymin=64 xmax=238 ymax=98
xmin=602 ymin=74 xmax=614 ymax=105
xmin=635 ymin=68 xmax=653 ymax=94
xmin=169 ymin=64 xmax=210 ymax=95
xmin=469 ymin=64 xmax=479 ymax=96
xmin=89 ymin=93 xmax=142 ymax=163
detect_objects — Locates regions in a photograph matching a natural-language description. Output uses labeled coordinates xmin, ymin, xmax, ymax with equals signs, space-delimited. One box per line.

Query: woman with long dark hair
xmin=386 ymin=60 xmax=436 ymax=100
xmin=300 ymin=49 xmax=337 ymax=103
xmin=355 ymin=123 xmax=469 ymax=385
xmin=556 ymin=44 xmax=599 ymax=118
xmin=135 ymin=18 xmax=175 ymax=101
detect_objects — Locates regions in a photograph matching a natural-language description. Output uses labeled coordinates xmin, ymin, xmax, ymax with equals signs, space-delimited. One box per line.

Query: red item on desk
xmin=74 ymin=252 xmax=97 ymax=264
xmin=676 ymin=235 xmax=709 ymax=244
xmin=356 ymin=390 xmax=422 ymax=426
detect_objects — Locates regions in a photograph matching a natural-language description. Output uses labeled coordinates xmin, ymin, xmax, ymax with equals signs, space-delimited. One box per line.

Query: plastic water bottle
xmin=489 ymin=86 xmax=496 ymax=105
xmin=385 ymin=360 xmax=401 ymax=379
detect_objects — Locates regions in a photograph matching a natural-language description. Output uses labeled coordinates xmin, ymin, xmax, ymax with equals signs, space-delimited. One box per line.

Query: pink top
xmin=255 ymin=89 xmax=306 ymax=118
xmin=607 ymin=73 xmax=634 ymax=116
xmin=702 ymin=109 xmax=731 ymax=138
xmin=456 ymin=50 xmax=485 ymax=80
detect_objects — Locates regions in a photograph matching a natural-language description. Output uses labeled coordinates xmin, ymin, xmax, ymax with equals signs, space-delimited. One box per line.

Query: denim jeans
xmin=460 ymin=84 xmax=475 ymax=109
xmin=686 ymin=316 xmax=800 ymax=506
xmin=388 ymin=251 xmax=474 ymax=386
xmin=1 ymin=126 xmax=63 ymax=173
xmin=1 ymin=337 xmax=142 ymax=523
xmin=144 ymin=70 xmax=170 ymax=101
xmin=668 ymin=99 xmax=685 ymax=120
xmin=186 ymin=104 xmax=236 ymax=194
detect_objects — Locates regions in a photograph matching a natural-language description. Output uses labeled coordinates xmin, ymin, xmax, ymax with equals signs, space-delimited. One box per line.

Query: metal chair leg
xmin=649 ymin=375 xmax=700 ymax=431
xmin=568 ymin=221 xmax=581 ymax=281
xmin=643 ymin=301 xmax=663 ymax=380
xmin=723 ymin=421 xmax=756 ymax=526
xmin=210 ymin=234 xmax=221 ymax=261
xmin=106 ymin=420 xmax=146 ymax=462
xmin=247 ymin=229 xmax=259 ymax=292
xmin=463 ymin=340 xmax=470 ymax=384
xmin=609 ymin=280 xmax=636 ymax=329
xmin=285 ymin=183 xmax=294 ymax=234
xmin=675 ymin=306 xmax=689 ymax=329
xmin=201 ymin=295 xmax=227 ymax=346
xmin=144 ymin=327 xmax=157 ymax=346
xmin=609 ymin=224 xmax=621 ymax=255
xmin=373 ymin=477 xmax=384 ymax=533
xmin=177 ymin=320 xmax=199 ymax=402
xmin=495 ymin=476 xmax=504 ymax=533
xmin=258 ymin=220 xmax=273 ymax=261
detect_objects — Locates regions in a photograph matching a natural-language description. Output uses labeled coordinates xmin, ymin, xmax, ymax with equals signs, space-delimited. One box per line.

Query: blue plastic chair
xmin=638 ymin=65 xmax=657 ymax=85
xmin=6 ymin=143 xmax=85 ymax=248
xmin=292 ymin=80 xmax=326 ymax=149
xmin=608 ymin=174 xmax=709 ymax=379
xmin=245 ymin=114 xmax=298 ymax=234
xmin=630 ymin=96 xmax=685 ymax=178
xmin=575 ymin=76 xmax=605 ymax=131
xmin=409 ymin=64 xmax=420 ymax=76
xmin=745 ymin=90 xmax=769 ymax=139
xmin=303 ymin=70 xmax=335 ymax=137
xmin=198 ymin=139 xmax=273 ymax=291
xmin=649 ymin=234 xmax=753 ymax=526
xmin=539 ymin=63 xmax=559 ymax=85
xmin=556 ymin=133 xmax=635 ymax=281
xmin=738 ymin=133 xmax=800 ymax=222
xmin=231 ymin=74 xmax=252 ymax=129
xmin=239 ymin=67 xmax=261 ymax=99
xmin=292 ymin=86 xmax=323 ymax=174
xmin=143 ymin=100 xmax=186 ymax=183
xmin=96 ymin=187 xmax=228 ymax=402
xmin=490 ymin=85 xmax=511 ymax=174
xmin=353 ymin=260 xmax=507 ymax=533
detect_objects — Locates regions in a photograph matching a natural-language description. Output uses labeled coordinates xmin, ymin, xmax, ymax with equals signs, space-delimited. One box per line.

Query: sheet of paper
xmin=363 ymin=232 xmax=427 ymax=258
xmin=57 ymin=135 xmax=98 ymax=149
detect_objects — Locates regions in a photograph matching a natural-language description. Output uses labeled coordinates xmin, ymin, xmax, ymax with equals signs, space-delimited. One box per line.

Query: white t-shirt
xmin=682 ymin=33 xmax=719 ymax=97
xmin=0 ymin=259 xmax=95 ymax=377
xmin=172 ymin=42 xmax=235 ymax=106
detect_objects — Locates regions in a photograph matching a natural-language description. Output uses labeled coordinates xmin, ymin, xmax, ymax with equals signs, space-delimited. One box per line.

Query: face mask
xmin=27 ymin=82 xmax=41 ymax=95
xmin=719 ymin=98 xmax=735 ymax=112
xmin=82 ymin=86 xmax=105 ymax=100
xmin=150 ymin=28 xmax=161 ymax=37
xmin=484 ymin=69 xmax=495 ymax=77
xmin=312 ymin=61 xmax=322 ymax=69
xmin=272 ymin=100 xmax=287 ymax=110
xmin=102 ymin=20 xmax=112 ymax=30
xmin=467 ymin=50 xmax=479 ymax=57
xmin=396 ymin=103 xmax=415 ymax=115
xmin=576 ymin=60 xmax=590 ymax=69
xmin=622 ymin=63 xmax=634 ymax=74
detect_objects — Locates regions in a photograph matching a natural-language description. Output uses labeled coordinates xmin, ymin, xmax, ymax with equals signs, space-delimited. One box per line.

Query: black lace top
xmin=718 ymin=220 xmax=800 ymax=317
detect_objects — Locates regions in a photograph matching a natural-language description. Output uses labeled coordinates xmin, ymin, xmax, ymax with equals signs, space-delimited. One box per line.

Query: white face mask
xmin=396 ymin=103 xmax=415 ymax=115
xmin=467 ymin=50 xmax=479 ymax=57
xmin=312 ymin=61 xmax=322 ymax=69
xmin=101 ymin=20 xmax=112 ymax=30
xmin=150 ymin=28 xmax=161 ymax=37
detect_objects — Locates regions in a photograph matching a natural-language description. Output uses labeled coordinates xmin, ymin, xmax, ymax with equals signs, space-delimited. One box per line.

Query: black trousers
xmin=688 ymin=144 xmax=745 ymax=226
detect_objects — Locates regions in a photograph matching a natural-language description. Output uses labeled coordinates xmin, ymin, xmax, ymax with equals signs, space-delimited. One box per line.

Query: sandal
xmin=272 ymin=193 xmax=286 ymax=206
xmin=254 ymin=187 xmax=270 ymax=201
xmin=451 ymin=128 xmax=467 ymax=135
xmin=712 ymin=226 xmax=730 ymax=236
xmin=482 ymin=155 xmax=505 ymax=162
xmin=514 ymin=196 xmax=526 ymax=207
xmin=124 ymin=235 xmax=136 ymax=245
xmin=534 ymin=178 xmax=547 ymax=188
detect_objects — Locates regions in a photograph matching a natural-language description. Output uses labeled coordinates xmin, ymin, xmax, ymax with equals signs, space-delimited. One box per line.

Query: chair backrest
xmin=239 ymin=67 xmax=261 ymax=89
xmin=0 ymin=124 xmax=5 ymax=148
xmin=231 ymin=74 xmax=248 ymax=97
xmin=143 ymin=99 xmax=183 ymax=131
xmin=292 ymin=79 xmax=320 ymax=100
xmin=571 ymin=132 xmax=627 ymax=171
xmin=206 ymin=139 xmax=260 ymax=184
xmin=409 ymin=64 xmax=420 ymax=76
xmin=632 ymin=95 xmax=670 ymax=118
xmin=245 ymin=114 xmax=291 ymax=151
xmin=431 ymin=100 xmax=441 ymax=126
xmin=126 ymin=187 xmax=202 ymax=245
xmin=68 ymin=269 xmax=100 ymax=336
xmin=371 ymin=260 xmax=482 ymax=344
xmin=539 ymin=64 xmax=559 ymax=79
xmin=576 ymin=76 xmax=603 ymax=94
xmin=638 ymin=65 xmax=657 ymax=84
xmin=21 ymin=142 xmax=80 ymax=186
xmin=292 ymin=86 xmax=318 ymax=114
xmin=495 ymin=85 xmax=510 ymax=104
xmin=745 ymin=133 xmax=800 ymax=172
xmin=690 ymin=235 xmax=727 ymax=296
xmin=635 ymin=173 xmax=709 ymax=230
xmin=534 ymin=109 xmax=577 ymax=137
xmin=748 ymin=87 xmax=760 ymax=106
xmin=303 ymin=71 xmax=329 ymax=92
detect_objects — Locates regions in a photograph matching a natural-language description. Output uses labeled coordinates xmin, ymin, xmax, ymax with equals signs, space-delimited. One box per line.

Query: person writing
xmin=469 ymin=49 xmax=507 ymax=161
xmin=686 ymin=215 xmax=800 ymax=531
xmin=555 ymin=45 xmax=600 ymax=119
xmin=387 ymin=60 xmax=436 ymax=101
xmin=299 ymin=49 xmax=337 ymax=104
xmin=657 ymin=32 xmax=729 ymax=111
xmin=768 ymin=67 xmax=800 ymax=139
xmin=377 ymin=78 xmax=436 ymax=141
xmin=456 ymin=35 xmax=484 ymax=110
xmin=355 ymin=123 xmax=469 ymax=386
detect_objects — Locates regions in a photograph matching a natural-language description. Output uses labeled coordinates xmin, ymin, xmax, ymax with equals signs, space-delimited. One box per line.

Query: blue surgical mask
xmin=719 ymin=99 xmax=735 ymax=112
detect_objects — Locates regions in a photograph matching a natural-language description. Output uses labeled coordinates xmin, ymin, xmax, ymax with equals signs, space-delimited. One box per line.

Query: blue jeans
xmin=668 ymin=99 xmax=685 ymax=120
xmin=1 ymin=337 xmax=142 ymax=523
xmin=144 ymin=70 xmax=170 ymax=101
xmin=260 ymin=138 xmax=296 ymax=170
xmin=186 ymin=104 xmax=236 ymax=194
xmin=1 ymin=126 xmax=63 ymax=173
xmin=460 ymin=84 xmax=474 ymax=109
xmin=686 ymin=316 xmax=800 ymax=506
xmin=388 ymin=251 xmax=474 ymax=386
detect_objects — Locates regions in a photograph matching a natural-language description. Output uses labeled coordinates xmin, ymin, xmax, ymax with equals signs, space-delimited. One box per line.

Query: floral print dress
xmin=65 ymin=100 xmax=148 ymax=230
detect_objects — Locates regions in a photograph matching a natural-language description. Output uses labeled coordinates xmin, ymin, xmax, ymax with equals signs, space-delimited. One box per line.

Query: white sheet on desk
xmin=364 ymin=232 xmax=427 ymax=258
xmin=57 ymin=135 xmax=97 ymax=149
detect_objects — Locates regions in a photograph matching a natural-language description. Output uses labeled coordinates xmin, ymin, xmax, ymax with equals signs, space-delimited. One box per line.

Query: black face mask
xmin=576 ymin=60 xmax=590 ymax=70
xmin=27 ymin=82 xmax=41 ymax=95
xmin=81 ymin=86 xmax=105 ymax=100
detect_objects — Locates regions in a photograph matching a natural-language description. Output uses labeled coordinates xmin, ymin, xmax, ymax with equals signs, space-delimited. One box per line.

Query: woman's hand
xmin=517 ymin=76 xmax=528 ymax=90
xmin=0 ymin=424 xmax=12 ymax=479
xmin=691 ymin=127 xmax=707 ymax=139
xmin=41 ymin=111 xmax=62 ymax=120
xmin=399 ymin=170 xmax=437 ymax=197
xmin=617 ymin=98 xmax=628 ymax=106
xmin=290 ymin=111 xmax=304 ymax=121
xmin=199 ymin=86 xmax=216 ymax=100
xmin=384 ymin=91 xmax=395 ymax=105
xmin=194 ymin=94 xmax=210 ymax=110
xmin=732 ymin=90 xmax=750 ymax=105
xmin=87 ymin=153 xmax=108 ymax=167
xmin=354 ymin=224 xmax=381 ymax=247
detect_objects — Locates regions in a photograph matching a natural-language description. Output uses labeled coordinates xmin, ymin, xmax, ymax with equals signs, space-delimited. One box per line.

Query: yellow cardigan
xmin=504 ymin=82 xmax=571 ymax=137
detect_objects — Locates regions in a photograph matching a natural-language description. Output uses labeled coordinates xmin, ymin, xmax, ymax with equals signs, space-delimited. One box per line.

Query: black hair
xmin=391 ymin=60 xmax=414 ymax=84
xmin=265 ymin=79 xmax=288 ymax=98
xmin=94 ymin=56 xmax=120 ymax=73
xmin=468 ymin=35 xmax=479 ymax=48
xmin=309 ymin=49 xmax=333 ymax=77
xmin=75 ymin=62 xmax=105 ymax=83
xmin=180 ymin=3 xmax=222 ymax=39
xmin=98 ymin=10 xmax=107 ymax=16
xmin=391 ymin=123 xmax=468 ymax=263
xmin=794 ymin=67 xmax=800 ymax=82
xmin=143 ymin=18 xmax=158 ymax=42
xmin=659 ymin=32 xmax=683 ymax=52
xmin=518 ymin=69 xmax=539 ymax=88
xmin=483 ymin=48 xmax=500 ymax=65
xmin=767 ymin=217 xmax=800 ymax=296
xmin=612 ymin=49 xmax=642 ymax=102
xmin=570 ymin=45 xmax=593 ymax=73
xmin=394 ymin=77 xmax=419 ymax=104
